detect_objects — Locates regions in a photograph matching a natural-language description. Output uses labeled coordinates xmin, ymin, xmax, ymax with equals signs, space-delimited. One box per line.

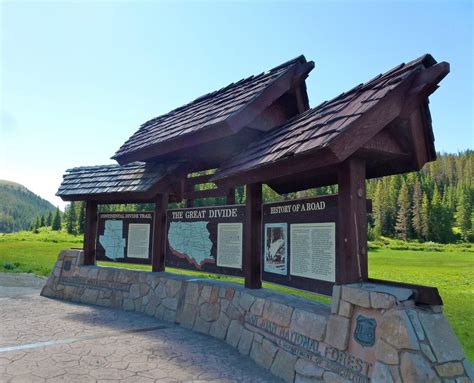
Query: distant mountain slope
xmin=0 ymin=180 xmax=56 ymax=233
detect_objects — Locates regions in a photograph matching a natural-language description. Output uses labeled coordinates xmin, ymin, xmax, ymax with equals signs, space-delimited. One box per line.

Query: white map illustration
xmin=99 ymin=220 xmax=125 ymax=260
xmin=168 ymin=221 xmax=213 ymax=267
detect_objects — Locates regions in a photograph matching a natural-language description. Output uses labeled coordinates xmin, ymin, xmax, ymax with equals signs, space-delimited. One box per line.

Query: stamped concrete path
xmin=0 ymin=273 xmax=279 ymax=383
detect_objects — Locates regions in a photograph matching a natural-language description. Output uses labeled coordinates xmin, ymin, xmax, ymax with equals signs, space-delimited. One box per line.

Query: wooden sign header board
xmin=262 ymin=195 xmax=339 ymax=296
xmin=96 ymin=212 xmax=154 ymax=264
xmin=166 ymin=205 xmax=245 ymax=276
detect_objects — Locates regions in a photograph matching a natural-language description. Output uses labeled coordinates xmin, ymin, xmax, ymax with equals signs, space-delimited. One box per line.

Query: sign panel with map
xmin=166 ymin=205 xmax=245 ymax=276
xmin=96 ymin=212 xmax=154 ymax=264
xmin=262 ymin=195 xmax=338 ymax=295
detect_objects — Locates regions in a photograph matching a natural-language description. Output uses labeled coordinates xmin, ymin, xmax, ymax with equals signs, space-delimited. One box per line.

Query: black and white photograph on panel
xmin=264 ymin=223 xmax=288 ymax=275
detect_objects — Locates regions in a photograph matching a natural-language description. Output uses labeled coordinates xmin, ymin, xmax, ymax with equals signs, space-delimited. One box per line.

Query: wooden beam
xmin=185 ymin=173 xmax=215 ymax=186
xmin=246 ymin=98 xmax=294 ymax=132
xmin=360 ymin=128 xmax=408 ymax=156
xmin=226 ymin=188 xmax=236 ymax=205
xmin=213 ymin=147 xmax=340 ymax=190
xmin=337 ymin=158 xmax=368 ymax=284
xmin=408 ymin=107 xmax=430 ymax=169
xmin=243 ymin=183 xmax=262 ymax=289
xmin=184 ymin=187 xmax=232 ymax=200
xmin=83 ymin=201 xmax=98 ymax=265
xmin=152 ymin=194 xmax=169 ymax=272
xmin=113 ymin=122 xmax=233 ymax=165
xmin=226 ymin=61 xmax=314 ymax=132
xmin=59 ymin=193 xmax=157 ymax=203
xmin=400 ymin=62 xmax=450 ymax=119
xmin=293 ymin=83 xmax=310 ymax=113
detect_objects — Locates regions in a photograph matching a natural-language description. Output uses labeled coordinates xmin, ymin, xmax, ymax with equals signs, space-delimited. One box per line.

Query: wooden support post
xmin=83 ymin=201 xmax=98 ymax=265
xmin=226 ymin=188 xmax=236 ymax=205
xmin=243 ymin=183 xmax=262 ymax=289
xmin=337 ymin=158 xmax=368 ymax=284
xmin=152 ymin=193 xmax=169 ymax=272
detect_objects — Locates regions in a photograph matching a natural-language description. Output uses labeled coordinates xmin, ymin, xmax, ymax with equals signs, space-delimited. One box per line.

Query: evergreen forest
xmin=0 ymin=180 xmax=56 ymax=233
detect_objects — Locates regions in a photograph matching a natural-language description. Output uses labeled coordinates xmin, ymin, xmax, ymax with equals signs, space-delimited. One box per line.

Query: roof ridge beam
xmin=400 ymin=62 xmax=450 ymax=118
xmin=225 ymin=61 xmax=315 ymax=132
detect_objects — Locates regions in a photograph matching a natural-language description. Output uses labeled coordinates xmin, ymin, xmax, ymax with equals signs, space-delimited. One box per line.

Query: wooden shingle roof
xmin=213 ymin=54 xmax=449 ymax=186
xmin=57 ymin=162 xmax=183 ymax=202
xmin=112 ymin=56 xmax=314 ymax=164
xmin=57 ymin=54 xmax=449 ymax=201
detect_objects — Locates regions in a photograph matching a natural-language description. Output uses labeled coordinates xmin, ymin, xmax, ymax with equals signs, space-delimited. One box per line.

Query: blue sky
xmin=1 ymin=0 xmax=472 ymax=207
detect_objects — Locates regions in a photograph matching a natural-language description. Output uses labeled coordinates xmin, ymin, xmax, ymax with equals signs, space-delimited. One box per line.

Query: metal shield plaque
xmin=354 ymin=315 xmax=377 ymax=347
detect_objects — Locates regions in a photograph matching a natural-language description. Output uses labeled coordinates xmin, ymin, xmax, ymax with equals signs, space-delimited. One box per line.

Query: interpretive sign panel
xmin=96 ymin=212 xmax=153 ymax=264
xmin=166 ymin=205 xmax=245 ymax=276
xmin=290 ymin=222 xmax=336 ymax=281
xmin=262 ymin=195 xmax=338 ymax=295
xmin=127 ymin=223 xmax=151 ymax=259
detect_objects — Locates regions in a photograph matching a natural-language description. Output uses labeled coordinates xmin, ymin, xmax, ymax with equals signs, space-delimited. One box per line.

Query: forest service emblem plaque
xmin=354 ymin=315 xmax=376 ymax=347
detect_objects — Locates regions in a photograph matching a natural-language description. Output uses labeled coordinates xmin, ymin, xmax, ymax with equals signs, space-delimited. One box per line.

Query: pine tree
xmin=395 ymin=182 xmax=411 ymax=240
xmin=430 ymin=187 xmax=443 ymax=242
xmin=412 ymin=179 xmax=423 ymax=240
xmin=46 ymin=211 xmax=53 ymax=227
xmin=445 ymin=185 xmax=456 ymax=212
xmin=421 ymin=192 xmax=430 ymax=241
xmin=456 ymin=188 xmax=472 ymax=241
xmin=78 ymin=201 xmax=86 ymax=235
xmin=372 ymin=182 xmax=385 ymax=237
xmin=429 ymin=187 xmax=453 ymax=243
xmin=386 ymin=176 xmax=401 ymax=235
xmin=33 ymin=216 xmax=40 ymax=232
xmin=40 ymin=215 xmax=45 ymax=227
xmin=66 ymin=202 xmax=77 ymax=234
xmin=52 ymin=208 xmax=61 ymax=231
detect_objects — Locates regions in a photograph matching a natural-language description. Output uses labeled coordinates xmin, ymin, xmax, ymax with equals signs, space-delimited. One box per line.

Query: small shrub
xmin=3 ymin=262 xmax=16 ymax=270
xmin=388 ymin=245 xmax=410 ymax=251
xmin=367 ymin=226 xmax=378 ymax=241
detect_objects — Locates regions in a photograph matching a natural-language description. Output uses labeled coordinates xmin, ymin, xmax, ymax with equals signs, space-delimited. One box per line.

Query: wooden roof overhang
xmin=56 ymin=161 xmax=190 ymax=203
xmin=212 ymin=55 xmax=450 ymax=193
xmin=112 ymin=56 xmax=315 ymax=166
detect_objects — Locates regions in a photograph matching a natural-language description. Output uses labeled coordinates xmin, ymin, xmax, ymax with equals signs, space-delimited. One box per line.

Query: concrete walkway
xmin=0 ymin=273 xmax=279 ymax=383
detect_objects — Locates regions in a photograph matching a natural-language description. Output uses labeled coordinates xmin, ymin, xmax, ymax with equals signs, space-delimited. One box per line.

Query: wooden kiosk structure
xmin=57 ymin=54 xmax=449 ymax=299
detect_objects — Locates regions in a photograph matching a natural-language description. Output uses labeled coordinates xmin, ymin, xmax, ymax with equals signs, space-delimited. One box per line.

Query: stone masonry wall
xmin=42 ymin=250 xmax=473 ymax=383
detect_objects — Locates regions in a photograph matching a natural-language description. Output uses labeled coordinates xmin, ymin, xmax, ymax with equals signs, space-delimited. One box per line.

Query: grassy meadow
xmin=0 ymin=229 xmax=472 ymax=361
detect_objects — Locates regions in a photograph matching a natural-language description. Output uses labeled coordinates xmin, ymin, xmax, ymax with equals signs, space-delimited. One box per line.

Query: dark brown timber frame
xmin=83 ymin=201 xmax=98 ymax=265
xmin=152 ymin=194 xmax=169 ymax=272
xmin=244 ymin=183 xmax=262 ymax=289
xmin=337 ymin=158 xmax=368 ymax=283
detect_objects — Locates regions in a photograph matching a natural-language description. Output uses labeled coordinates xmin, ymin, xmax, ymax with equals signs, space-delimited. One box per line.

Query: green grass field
xmin=0 ymin=229 xmax=472 ymax=361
